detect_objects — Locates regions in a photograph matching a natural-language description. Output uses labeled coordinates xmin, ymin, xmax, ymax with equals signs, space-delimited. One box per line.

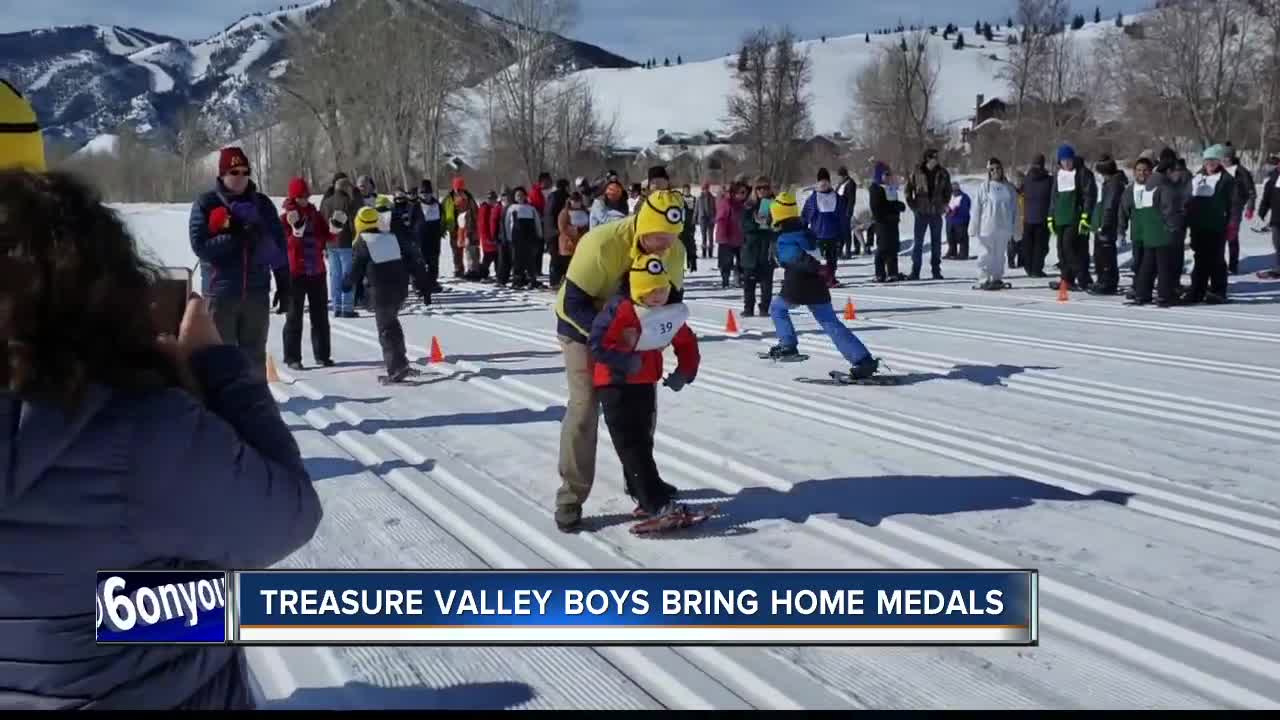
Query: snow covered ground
xmin=120 ymin=199 xmax=1280 ymax=710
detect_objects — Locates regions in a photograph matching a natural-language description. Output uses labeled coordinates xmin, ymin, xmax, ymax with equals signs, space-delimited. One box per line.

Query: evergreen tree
xmin=975 ymin=19 xmax=981 ymax=33
xmin=664 ymin=57 xmax=670 ymax=67
xmin=930 ymin=25 xmax=937 ymax=35
xmin=1094 ymin=6 xmax=1101 ymax=23
xmin=1115 ymin=12 xmax=1123 ymax=27
xmin=677 ymin=55 xmax=682 ymax=65
xmin=865 ymin=33 xmax=870 ymax=43
xmin=900 ymin=36 xmax=909 ymax=52
xmin=736 ymin=46 xmax=748 ymax=72
xmin=1071 ymin=14 xmax=1085 ymax=30
xmin=954 ymin=32 xmax=965 ymax=49
xmin=983 ymin=22 xmax=994 ymax=41
xmin=1007 ymin=17 xmax=1013 ymax=29
xmin=1008 ymin=33 xmax=1017 ymax=45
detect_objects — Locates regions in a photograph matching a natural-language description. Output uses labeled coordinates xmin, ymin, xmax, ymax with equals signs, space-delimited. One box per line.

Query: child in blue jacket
xmin=765 ymin=192 xmax=882 ymax=381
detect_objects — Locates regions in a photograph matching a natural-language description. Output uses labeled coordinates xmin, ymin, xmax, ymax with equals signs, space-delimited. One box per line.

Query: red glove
xmin=1246 ymin=208 xmax=1255 ymax=221
xmin=208 ymin=206 xmax=231 ymax=235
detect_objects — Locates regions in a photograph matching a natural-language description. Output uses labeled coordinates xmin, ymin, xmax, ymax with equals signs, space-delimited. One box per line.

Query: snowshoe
xmin=1256 ymin=269 xmax=1280 ymax=280
xmin=630 ymin=503 xmax=718 ymax=536
xmin=1203 ymin=292 xmax=1229 ymax=305
xmin=758 ymin=345 xmax=808 ymax=362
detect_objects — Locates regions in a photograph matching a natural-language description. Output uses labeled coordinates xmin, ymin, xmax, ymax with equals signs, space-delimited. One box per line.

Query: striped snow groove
xmin=835 ymin=290 xmax=1280 ymax=344
xmin=311 ymin=324 xmax=856 ymax=710
xmin=326 ymin=317 xmax=1236 ymax=709
xmin=841 ymin=281 xmax=1280 ymax=325
xmin=430 ymin=312 xmax=1280 ymax=709
xmin=458 ymin=311 xmax=1280 ymax=552
xmin=682 ymin=311 xmax=1280 ymax=445
xmin=689 ymin=294 xmax=1280 ymax=385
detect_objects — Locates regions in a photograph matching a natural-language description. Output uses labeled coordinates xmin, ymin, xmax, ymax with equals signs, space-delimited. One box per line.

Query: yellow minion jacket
xmin=554 ymin=214 xmax=687 ymax=341
xmin=1 ymin=79 xmax=46 ymax=171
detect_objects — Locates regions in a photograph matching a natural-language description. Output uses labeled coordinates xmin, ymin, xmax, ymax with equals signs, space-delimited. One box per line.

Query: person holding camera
xmin=188 ymin=147 xmax=288 ymax=382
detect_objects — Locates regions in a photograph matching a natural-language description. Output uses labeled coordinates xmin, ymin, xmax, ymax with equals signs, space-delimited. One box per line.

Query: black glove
xmin=663 ymin=371 xmax=692 ymax=392
xmin=272 ymin=269 xmax=290 ymax=313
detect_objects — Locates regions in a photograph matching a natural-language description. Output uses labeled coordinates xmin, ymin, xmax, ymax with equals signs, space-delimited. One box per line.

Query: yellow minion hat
xmin=770 ymin=191 xmax=800 ymax=227
xmin=355 ymin=206 xmax=381 ymax=235
xmin=629 ymin=254 xmax=671 ymax=304
xmin=1 ymin=79 xmax=46 ymax=172
xmin=635 ymin=189 xmax=685 ymax=239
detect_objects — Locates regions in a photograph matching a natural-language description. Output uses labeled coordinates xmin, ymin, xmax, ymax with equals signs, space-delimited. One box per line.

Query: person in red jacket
xmin=589 ymin=254 xmax=703 ymax=534
xmin=279 ymin=177 xmax=334 ymax=370
xmin=476 ymin=190 xmax=501 ymax=281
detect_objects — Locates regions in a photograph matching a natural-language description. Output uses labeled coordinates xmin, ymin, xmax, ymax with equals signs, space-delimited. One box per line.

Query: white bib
xmin=1192 ymin=173 xmax=1221 ymax=197
xmin=364 ymin=232 xmax=403 ymax=263
xmin=570 ymin=209 xmax=589 ymax=227
xmin=1057 ymin=169 xmax=1076 ymax=192
xmin=1225 ymin=164 xmax=1238 ymax=177
xmin=633 ymin=303 xmax=689 ymax=351
xmin=1275 ymin=174 xmax=1280 ymax=189
xmin=1134 ymin=185 xmax=1154 ymax=210
xmin=815 ymin=191 xmax=838 ymax=213
xmin=885 ymin=186 xmax=899 ymax=201
xmin=421 ymin=203 xmax=441 ymax=221
xmin=457 ymin=211 xmax=468 ymax=228
xmin=948 ymin=195 xmax=962 ymax=210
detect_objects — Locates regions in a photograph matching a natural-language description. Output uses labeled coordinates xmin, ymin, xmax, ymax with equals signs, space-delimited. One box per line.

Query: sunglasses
xmin=226 ymin=170 xmax=250 ymax=177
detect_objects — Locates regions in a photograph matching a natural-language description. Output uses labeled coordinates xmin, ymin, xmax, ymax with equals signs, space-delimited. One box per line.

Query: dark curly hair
xmin=0 ymin=170 xmax=179 ymax=410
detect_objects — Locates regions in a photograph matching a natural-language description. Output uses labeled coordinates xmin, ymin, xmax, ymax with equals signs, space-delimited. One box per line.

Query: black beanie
xmin=420 ymin=179 xmax=434 ymax=195
xmin=1032 ymin=154 xmax=1046 ymax=168
xmin=648 ymin=165 xmax=669 ymax=181
xmin=817 ymin=167 xmax=831 ymax=182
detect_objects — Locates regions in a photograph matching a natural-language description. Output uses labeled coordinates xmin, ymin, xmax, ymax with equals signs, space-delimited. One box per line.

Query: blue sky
xmin=4 ymin=0 xmax=1148 ymax=61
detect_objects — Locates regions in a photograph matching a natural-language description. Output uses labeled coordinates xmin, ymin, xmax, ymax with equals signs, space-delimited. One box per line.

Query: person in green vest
xmin=740 ymin=175 xmax=776 ymax=317
xmin=1183 ymin=144 xmax=1235 ymax=304
xmin=1048 ymin=144 xmax=1097 ymax=293
xmin=1119 ymin=156 xmax=1183 ymax=307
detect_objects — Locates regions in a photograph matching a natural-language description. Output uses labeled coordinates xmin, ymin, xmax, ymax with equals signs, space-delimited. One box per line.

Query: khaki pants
xmin=555 ymin=336 xmax=599 ymax=524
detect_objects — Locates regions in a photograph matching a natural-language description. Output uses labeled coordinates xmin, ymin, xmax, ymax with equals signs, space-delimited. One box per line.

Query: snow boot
xmin=766 ymin=344 xmax=802 ymax=361
xmin=286 ymin=360 xmax=305 ymax=371
xmin=319 ymin=359 xmax=336 ymax=368
xmin=849 ymin=355 xmax=881 ymax=380
xmin=630 ymin=502 xmax=714 ymax=535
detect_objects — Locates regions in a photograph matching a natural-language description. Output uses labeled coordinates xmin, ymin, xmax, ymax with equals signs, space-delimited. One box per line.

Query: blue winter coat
xmin=189 ymin=180 xmax=286 ymax=299
xmin=775 ymin=221 xmax=831 ymax=306
xmin=802 ymin=188 xmax=847 ymax=241
xmin=0 ymin=345 xmax=322 ymax=709
xmin=946 ymin=191 xmax=971 ymax=226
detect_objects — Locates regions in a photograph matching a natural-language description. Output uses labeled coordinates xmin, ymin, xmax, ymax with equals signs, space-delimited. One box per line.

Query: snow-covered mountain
xmin=0 ymin=0 xmax=637 ymax=150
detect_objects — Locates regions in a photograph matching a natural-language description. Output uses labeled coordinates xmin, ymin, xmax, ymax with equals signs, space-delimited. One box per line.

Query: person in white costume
xmin=968 ymin=157 xmax=1020 ymax=290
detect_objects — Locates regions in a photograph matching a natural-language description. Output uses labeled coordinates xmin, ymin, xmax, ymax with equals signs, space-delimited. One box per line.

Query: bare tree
xmin=998 ymin=0 xmax=1070 ymax=164
xmin=725 ymin=26 xmax=813 ymax=183
xmin=1251 ymin=0 xmax=1280 ymax=156
xmin=173 ymin=106 xmax=210 ymax=196
xmin=850 ymin=30 xmax=938 ymax=172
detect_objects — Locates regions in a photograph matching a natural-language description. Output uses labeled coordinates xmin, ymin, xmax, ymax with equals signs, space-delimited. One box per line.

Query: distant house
xmin=974 ymin=95 xmax=1008 ymax=125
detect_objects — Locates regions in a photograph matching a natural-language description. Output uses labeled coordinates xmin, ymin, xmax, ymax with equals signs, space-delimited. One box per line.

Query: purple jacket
xmin=189 ymin=180 xmax=287 ymax=299
xmin=802 ymin=188 xmax=848 ymax=241
xmin=0 ymin=346 xmax=321 ymax=709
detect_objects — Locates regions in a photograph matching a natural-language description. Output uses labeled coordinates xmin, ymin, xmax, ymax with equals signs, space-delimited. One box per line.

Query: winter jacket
xmin=589 ymin=295 xmax=699 ymax=387
xmin=417 ymin=196 xmax=444 ymax=244
xmin=528 ymin=184 xmax=548 ymax=217
xmin=946 ymin=191 xmax=972 ymax=227
xmin=391 ymin=202 xmax=425 ymax=255
xmin=544 ymin=188 xmax=568 ymax=249
xmin=189 ymin=180 xmax=286 ymax=300
xmin=505 ymin=202 xmax=543 ymax=246
xmin=1258 ymin=171 xmax=1280 ymax=228
xmin=281 ymin=199 xmax=332 ymax=277
xmin=1021 ymin=166 xmax=1053 ymax=225
xmin=344 ymin=230 xmax=430 ymax=305
xmin=1119 ymin=172 xmax=1182 ymax=249
xmin=0 ymin=345 xmax=321 ymax=709
xmin=741 ymin=198 xmax=776 ymax=272
xmin=905 ymin=163 xmax=953 ymax=216
xmin=679 ymin=195 xmax=697 ymax=248
xmin=869 ymin=182 xmax=906 ymax=226
xmin=590 ymin=195 xmax=630 ymax=228
xmin=1092 ymin=171 xmax=1129 ymax=236
xmin=1187 ymin=168 xmax=1235 ymax=235
xmin=802 ymin=188 xmax=847 ymax=241
xmin=695 ymin=190 xmax=717 ymax=227
xmin=478 ymin=201 xmax=502 ymax=254
xmin=714 ymin=195 xmax=745 ymax=247
xmin=1049 ymin=166 xmax=1098 ymax=230
xmin=836 ymin=177 xmax=858 ymax=219
xmin=444 ymin=192 xmax=479 ymax=249
xmin=774 ymin=219 xmax=831 ymax=307
xmin=1225 ymin=163 xmax=1257 ymax=221
xmin=967 ymin=180 xmax=1018 ymax=240
xmin=555 ymin=215 xmax=689 ymax=343
xmin=559 ymin=205 xmax=591 ymax=257
xmin=319 ymin=189 xmax=363 ymax=249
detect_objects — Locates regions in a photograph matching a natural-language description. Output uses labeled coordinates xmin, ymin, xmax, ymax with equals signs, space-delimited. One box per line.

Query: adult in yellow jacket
xmin=1 ymin=79 xmax=46 ymax=171
xmin=553 ymin=190 xmax=689 ymax=532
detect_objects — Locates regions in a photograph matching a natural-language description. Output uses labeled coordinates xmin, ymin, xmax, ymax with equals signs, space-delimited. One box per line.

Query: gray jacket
xmin=0 ymin=346 xmax=322 ymax=709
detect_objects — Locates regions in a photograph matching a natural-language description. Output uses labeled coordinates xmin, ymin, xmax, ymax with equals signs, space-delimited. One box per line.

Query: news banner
xmin=95 ymin=569 xmax=1037 ymax=646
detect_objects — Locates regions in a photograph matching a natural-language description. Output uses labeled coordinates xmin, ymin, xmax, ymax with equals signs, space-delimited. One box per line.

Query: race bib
xmin=421 ymin=203 xmax=440 ymax=221
xmin=570 ymin=210 xmax=589 ymax=227
xmin=633 ymin=303 xmax=689 ymax=351
xmin=1225 ymin=164 xmax=1238 ymax=177
xmin=816 ymin=191 xmax=837 ymax=213
xmin=1192 ymin=173 xmax=1221 ymax=197
xmin=1057 ymin=170 xmax=1076 ymax=192
xmin=364 ymin=232 xmax=403 ymax=263
xmin=885 ymin=185 xmax=899 ymax=201
xmin=458 ymin=211 xmax=468 ymax=228
xmin=1134 ymin=185 xmax=1154 ymax=210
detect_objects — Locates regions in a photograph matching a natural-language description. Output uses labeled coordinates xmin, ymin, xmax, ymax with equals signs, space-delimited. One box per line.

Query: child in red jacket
xmin=279 ymin=177 xmax=334 ymax=370
xmin=589 ymin=254 xmax=704 ymax=534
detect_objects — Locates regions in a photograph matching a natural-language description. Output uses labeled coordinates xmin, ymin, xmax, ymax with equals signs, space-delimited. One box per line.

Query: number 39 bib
xmin=632 ymin=303 xmax=689 ymax=351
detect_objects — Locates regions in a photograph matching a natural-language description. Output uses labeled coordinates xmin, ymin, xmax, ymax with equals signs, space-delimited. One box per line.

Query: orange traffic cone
xmin=725 ymin=309 xmax=739 ymax=334
xmin=428 ymin=336 xmax=445 ymax=364
xmin=265 ymin=354 xmax=281 ymax=383
xmin=844 ymin=297 xmax=857 ymax=321
xmin=1056 ymin=279 xmax=1069 ymax=304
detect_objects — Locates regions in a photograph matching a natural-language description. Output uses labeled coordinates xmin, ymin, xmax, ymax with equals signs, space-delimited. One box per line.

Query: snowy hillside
xmin=116 ymin=187 xmax=1280 ymax=709
xmin=1 ymin=0 xmax=636 ymax=150
xmin=460 ymin=16 xmax=1136 ymax=156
